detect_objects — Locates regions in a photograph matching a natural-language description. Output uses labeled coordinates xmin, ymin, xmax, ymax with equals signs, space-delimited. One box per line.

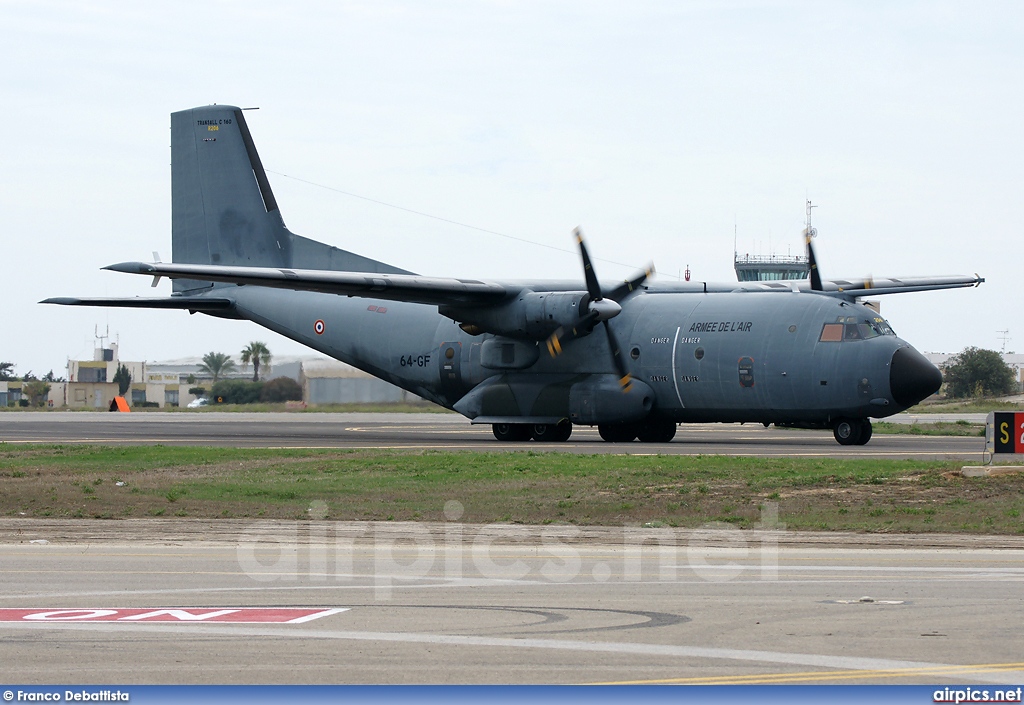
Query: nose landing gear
xmin=833 ymin=417 xmax=873 ymax=446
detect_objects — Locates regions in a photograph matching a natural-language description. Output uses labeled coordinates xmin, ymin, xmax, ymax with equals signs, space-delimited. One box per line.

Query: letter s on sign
xmin=1000 ymin=421 xmax=1010 ymax=445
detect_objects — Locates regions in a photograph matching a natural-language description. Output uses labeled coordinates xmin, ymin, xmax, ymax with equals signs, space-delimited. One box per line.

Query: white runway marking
xmin=5 ymin=620 xmax=1024 ymax=685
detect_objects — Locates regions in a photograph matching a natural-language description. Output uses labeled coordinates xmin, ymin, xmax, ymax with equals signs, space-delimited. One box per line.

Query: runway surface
xmin=0 ymin=412 xmax=989 ymax=460
xmin=1 ymin=413 xmax=1011 ymax=685
xmin=0 ymin=520 xmax=1022 ymax=685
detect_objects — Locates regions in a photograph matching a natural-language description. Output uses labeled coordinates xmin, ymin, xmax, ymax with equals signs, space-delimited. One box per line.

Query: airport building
xmin=64 ymin=343 xmax=146 ymax=409
xmin=45 ymin=342 xmax=419 ymax=409
xmin=0 ymin=381 xmax=19 ymax=407
xmin=299 ymin=358 xmax=418 ymax=405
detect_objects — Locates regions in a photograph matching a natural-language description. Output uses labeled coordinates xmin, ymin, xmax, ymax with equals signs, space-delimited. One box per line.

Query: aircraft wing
xmin=819 ymin=274 xmax=984 ymax=296
xmin=40 ymin=296 xmax=235 ymax=311
xmin=99 ymin=261 xmax=510 ymax=307
xmin=727 ymin=274 xmax=984 ymax=297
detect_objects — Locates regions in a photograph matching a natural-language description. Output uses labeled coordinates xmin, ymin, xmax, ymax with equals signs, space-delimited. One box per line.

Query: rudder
xmin=171 ymin=105 xmax=409 ymax=294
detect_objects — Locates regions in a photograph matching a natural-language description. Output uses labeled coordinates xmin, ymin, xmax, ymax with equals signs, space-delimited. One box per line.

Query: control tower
xmin=733 ymin=252 xmax=810 ymax=282
xmin=733 ymin=202 xmax=814 ymax=282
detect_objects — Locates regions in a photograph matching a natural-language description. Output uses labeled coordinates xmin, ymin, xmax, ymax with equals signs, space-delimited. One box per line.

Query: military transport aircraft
xmin=45 ymin=105 xmax=984 ymax=446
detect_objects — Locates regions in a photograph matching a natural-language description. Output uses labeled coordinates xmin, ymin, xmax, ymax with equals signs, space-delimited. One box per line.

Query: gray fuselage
xmin=231 ymin=284 xmax=912 ymax=426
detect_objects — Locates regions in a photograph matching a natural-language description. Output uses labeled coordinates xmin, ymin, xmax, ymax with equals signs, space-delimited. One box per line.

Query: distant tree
xmin=210 ymin=379 xmax=264 ymax=404
xmin=113 ymin=364 xmax=132 ymax=396
xmin=42 ymin=370 xmax=66 ymax=383
xmin=0 ymin=362 xmax=15 ymax=381
xmin=22 ymin=380 xmax=51 ymax=407
xmin=240 ymin=342 xmax=272 ymax=382
xmin=198 ymin=352 xmax=237 ymax=384
xmin=942 ymin=347 xmax=1017 ymax=398
xmin=188 ymin=386 xmax=207 ymax=398
xmin=259 ymin=377 xmax=303 ymax=403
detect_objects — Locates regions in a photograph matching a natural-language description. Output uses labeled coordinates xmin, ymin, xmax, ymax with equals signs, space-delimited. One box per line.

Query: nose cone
xmin=890 ymin=346 xmax=942 ymax=407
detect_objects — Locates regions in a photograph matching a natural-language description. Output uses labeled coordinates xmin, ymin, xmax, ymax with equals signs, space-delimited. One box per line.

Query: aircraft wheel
xmin=492 ymin=423 xmax=531 ymax=442
xmin=833 ymin=418 xmax=863 ymax=446
xmin=855 ymin=419 xmax=873 ymax=445
xmin=531 ymin=422 xmax=572 ymax=442
xmin=636 ymin=418 xmax=677 ymax=443
xmin=599 ymin=423 xmax=639 ymax=442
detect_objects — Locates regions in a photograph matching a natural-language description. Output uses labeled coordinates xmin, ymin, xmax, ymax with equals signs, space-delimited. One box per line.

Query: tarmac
xmin=0 ymin=411 xmax=992 ymax=460
xmin=0 ymin=412 xmax=1019 ymax=684
xmin=0 ymin=519 xmax=1022 ymax=684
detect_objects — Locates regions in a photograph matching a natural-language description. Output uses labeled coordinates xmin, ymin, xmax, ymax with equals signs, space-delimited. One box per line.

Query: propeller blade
xmin=805 ymin=232 xmax=823 ymax=291
xmin=548 ymin=227 xmax=646 ymax=383
xmin=602 ymin=321 xmax=632 ymax=392
xmin=574 ymin=227 xmax=602 ymax=300
xmin=608 ymin=263 xmax=655 ymax=301
xmin=545 ymin=332 xmax=561 ymax=357
xmin=545 ymin=312 xmax=599 ymax=357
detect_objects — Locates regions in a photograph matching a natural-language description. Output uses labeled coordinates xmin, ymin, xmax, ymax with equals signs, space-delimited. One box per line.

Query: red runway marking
xmin=0 ymin=608 xmax=347 ymax=623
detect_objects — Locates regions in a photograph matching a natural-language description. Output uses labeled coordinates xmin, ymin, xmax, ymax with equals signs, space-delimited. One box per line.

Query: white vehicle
xmin=186 ymin=397 xmax=208 ymax=409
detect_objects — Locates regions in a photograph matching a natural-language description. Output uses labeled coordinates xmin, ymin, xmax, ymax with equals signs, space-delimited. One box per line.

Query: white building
xmin=299 ymin=358 xmax=419 ymax=404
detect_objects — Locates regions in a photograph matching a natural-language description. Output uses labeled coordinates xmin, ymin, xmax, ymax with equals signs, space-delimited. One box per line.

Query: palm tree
xmin=198 ymin=351 xmax=237 ymax=384
xmin=240 ymin=341 xmax=271 ymax=382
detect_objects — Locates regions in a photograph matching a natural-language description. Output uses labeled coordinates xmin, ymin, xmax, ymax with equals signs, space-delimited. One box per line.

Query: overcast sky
xmin=4 ymin=1 xmax=1021 ymax=377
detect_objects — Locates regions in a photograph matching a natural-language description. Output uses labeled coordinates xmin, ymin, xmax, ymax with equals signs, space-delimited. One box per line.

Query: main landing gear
xmin=492 ymin=418 xmax=677 ymax=443
xmin=492 ymin=422 xmax=572 ymax=442
xmin=833 ymin=417 xmax=873 ymax=446
xmin=598 ymin=418 xmax=677 ymax=443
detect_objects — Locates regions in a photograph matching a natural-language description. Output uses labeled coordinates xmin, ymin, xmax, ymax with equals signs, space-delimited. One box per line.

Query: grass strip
xmin=1 ymin=444 xmax=1021 ymax=533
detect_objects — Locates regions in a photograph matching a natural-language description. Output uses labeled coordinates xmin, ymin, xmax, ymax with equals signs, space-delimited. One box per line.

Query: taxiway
xmin=0 ymin=520 xmax=1021 ymax=685
xmin=0 ymin=412 xmax=987 ymax=460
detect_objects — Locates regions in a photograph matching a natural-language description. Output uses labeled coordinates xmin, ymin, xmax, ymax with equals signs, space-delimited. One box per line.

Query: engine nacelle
xmin=441 ymin=291 xmax=589 ymax=340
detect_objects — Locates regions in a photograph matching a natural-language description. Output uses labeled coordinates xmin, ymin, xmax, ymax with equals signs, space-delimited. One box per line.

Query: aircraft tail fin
xmin=170 ymin=105 xmax=409 ymax=293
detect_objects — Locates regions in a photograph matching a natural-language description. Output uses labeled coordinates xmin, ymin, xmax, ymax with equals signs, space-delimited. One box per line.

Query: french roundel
xmin=314 ymin=319 xmax=325 ymax=335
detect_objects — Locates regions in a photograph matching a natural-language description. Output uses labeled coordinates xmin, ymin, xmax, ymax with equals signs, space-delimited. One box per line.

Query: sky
xmin=3 ymin=1 xmax=1022 ymax=377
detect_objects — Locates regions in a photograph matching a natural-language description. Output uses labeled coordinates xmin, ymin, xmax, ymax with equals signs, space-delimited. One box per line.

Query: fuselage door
xmin=439 ymin=341 xmax=463 ymax=404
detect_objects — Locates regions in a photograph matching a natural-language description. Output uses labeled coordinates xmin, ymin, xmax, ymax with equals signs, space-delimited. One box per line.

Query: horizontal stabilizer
xmin=102 ymin=262 xmax=509 ymax=307
xmin=41 ymin=296 xmax=235 ymax=311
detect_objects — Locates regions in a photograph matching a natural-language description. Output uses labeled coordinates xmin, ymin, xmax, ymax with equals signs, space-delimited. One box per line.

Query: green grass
xmin=2 ymin=444 xmax=1023 ymax=533
xmin=873 ymin=421 xmax=985 ymax=437
xmin=908 ymin=399 xmax=1022 ymax=414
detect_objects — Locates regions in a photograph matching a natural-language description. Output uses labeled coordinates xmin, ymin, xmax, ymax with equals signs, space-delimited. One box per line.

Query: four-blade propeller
xmin=805 ymin=225 xmax=874 ymax=293
xmin=545 ymin=228 xmax=653 ymax=392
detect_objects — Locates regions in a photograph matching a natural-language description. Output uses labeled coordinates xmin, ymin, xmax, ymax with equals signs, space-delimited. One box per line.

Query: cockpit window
xmin=870 ymin=317 xmax=896 ymax=336
xmin=820 ymin=317 xmax=896 ymax=342
xmin=856 ymin=323 xmax=879 ymax=339
xmin=819 ymin=323 xmax=844 ymax=342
